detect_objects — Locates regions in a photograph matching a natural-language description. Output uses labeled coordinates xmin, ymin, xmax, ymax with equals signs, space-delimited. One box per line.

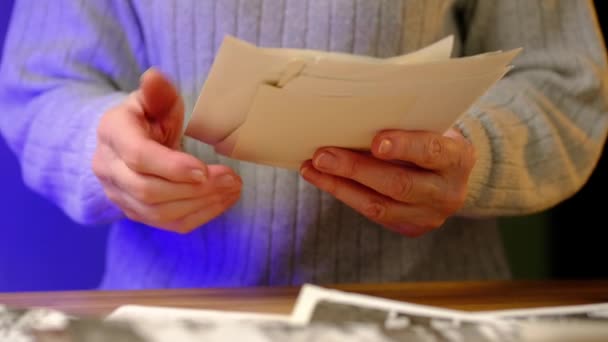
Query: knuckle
xmin=123 ymin=210 xmax=140 ymax=222
xmin=343 ymin=153 xmax=360 ymax=179
xmin=421 ymin=216 xmax=445 ymax=232
xmin=144 ymin=207 xmax=163 ymax=224
xmin=166 ymin=157 xmax=183 ymax=175
xmin=362 ymin=198 xmax=388 ymax=221
xmin=94 ymin=168 xmax=111 ymax=186
xmin=386 ymin=169 xmax=414 ymax=201
xmin=323 ymin=176 xmax=339 ymax=197
xmin=123 ymin=145 xmax=145 ymax=170
xmin=106 ymin=173 xmax=120 ymax=189
xmin=443 ymin=189 xmax=467 ymax=214
xmin=223 ymin=193 xmax=240 ymax=207
xmin=424 ymin=137 xmax=444 ymax=164
xmin=129 ymin=179 xmax=156 ymax=203
xmin=97 ymin=107 xmax=122 ymax=138
xmin=120 ymin=202 xmax=141 ymax=221
xmin=394 ymin=135 xmax=412 ymax=158
xmin=92 ymin=150 xmax=114 ymax=182
xmin=104 ymin=190 xmax=122 ymax=206
xmin=426 ymin=180 xmax=443 ymax=202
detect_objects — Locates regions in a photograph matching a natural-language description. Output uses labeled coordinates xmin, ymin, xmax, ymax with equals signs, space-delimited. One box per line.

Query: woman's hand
xmin=301 ymin=129 xmax=476 ymax=237
xmin=93 ymin=68 xmax=242 ymax=233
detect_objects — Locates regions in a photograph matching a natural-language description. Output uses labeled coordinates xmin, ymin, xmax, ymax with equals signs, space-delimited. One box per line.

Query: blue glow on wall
xmin=0 ymin=0 xmax=109 ymax=291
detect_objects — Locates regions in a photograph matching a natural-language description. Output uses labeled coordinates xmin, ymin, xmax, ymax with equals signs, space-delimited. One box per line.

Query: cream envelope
xmin=186 ymin=35 xmax=520 ymax=170
xmin=186 ymin=35 xmax=455 ymax=145
xmin=217 ymin=68 xmax=509 ymax=170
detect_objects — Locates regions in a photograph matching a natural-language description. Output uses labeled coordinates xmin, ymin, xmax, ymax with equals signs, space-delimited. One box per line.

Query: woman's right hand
xmin=93 ymin=68 xmax=242 ymax=233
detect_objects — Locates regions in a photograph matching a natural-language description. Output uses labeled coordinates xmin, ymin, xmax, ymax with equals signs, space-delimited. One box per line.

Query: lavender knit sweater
xmin=1 ymin=0 xmax=607 ymax=289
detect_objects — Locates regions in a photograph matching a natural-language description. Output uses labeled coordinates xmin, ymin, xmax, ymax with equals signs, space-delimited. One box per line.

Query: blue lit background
xmin=0 ymin=0 xmax=108 ymax=291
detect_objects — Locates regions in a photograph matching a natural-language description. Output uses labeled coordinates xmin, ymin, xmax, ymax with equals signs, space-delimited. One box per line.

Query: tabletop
xmin=1 ymin=280 xmax=607 ymax=317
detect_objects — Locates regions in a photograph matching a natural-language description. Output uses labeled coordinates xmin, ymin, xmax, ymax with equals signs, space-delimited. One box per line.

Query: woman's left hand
xmin=300 ymin=128 xmax=476 ymax=237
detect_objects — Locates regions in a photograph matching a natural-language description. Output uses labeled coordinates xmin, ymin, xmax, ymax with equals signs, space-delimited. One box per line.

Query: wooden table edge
xmin=1 ymin=280 xmax=607 ymax=317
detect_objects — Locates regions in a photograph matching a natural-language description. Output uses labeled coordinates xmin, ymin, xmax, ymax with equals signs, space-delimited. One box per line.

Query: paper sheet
xmin=108 ymin=305 xmax=292 ymax=323
xmin=185 ymin=35 xmax=520 ymax=170
xmin=4 ymin=283 xmax=608 ymax=341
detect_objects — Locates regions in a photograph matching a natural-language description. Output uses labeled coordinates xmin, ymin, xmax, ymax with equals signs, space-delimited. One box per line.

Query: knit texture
xmin=1 ymin=0 xmax=606 ymax=288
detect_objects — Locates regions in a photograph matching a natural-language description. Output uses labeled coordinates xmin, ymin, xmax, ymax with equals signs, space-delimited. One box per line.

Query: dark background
xmin=0 ymin=1 xmax=606 ymax=291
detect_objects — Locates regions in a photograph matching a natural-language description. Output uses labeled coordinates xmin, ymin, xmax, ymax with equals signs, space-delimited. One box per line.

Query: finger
xmin=115 ymin=133 xmax=208 ymax=183
xmin=101 ymin=165 xmax=237 ymax=235
xmin=371 ymin=130 xmax=472 ymax=172
xmin=205 ymin=164 xmax=243 ymax=190
xmin=165 ymin=193 xmax=241 ymax=234
xmin=138 ymin=68 xmax=185 ymax=148
xmin=115 ymin=184 xmax=241 ymax=227
xmin=138 ymin=67 xmax=180 ymax=120
xmin=108 ymin=160 xmax=242 ymax=205
xmin=300 ymin=161 xmax=444 ymax=237
xmin=311 ymin=148 xmax=443 ymax=205
xmin=98 ymin=102 xmax=207 ymax=184
xmin=92 ymin=142 xmax=117 ymax=186
xmin=98 ymin=179 xmax=146 ymax=222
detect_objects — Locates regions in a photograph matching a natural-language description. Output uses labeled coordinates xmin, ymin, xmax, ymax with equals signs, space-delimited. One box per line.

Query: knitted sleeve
xmin=0 ymin=0 xmax=147 ymax=224
xmin=455 ymin=0 xmax=608 ymax=216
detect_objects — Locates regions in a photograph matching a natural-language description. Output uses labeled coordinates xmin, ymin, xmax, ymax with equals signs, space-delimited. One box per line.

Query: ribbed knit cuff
xmin=453 ymin=109 xmax=493 ymax=217
xmin=77 ymin=93 xmax=129 ymax=225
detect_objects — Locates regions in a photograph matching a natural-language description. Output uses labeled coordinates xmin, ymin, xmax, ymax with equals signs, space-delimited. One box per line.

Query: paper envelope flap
xmin=298 ymin=48 xmax=521 ymax=82
xmin=386 ymin=35 xmax=454 ymax=64
xmin=262 ymin=35 xmax=454 ymax=65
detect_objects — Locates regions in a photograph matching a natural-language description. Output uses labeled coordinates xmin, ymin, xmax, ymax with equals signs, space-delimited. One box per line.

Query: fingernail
xmin=217 ymin=174 xmax=237 ymax=188
xmin=378 ymin=139 xmax=393 ymax=155
xmin=191 ymin=169 xmax=207 ymax=182
xmin=300 ymin=166 xmax=311 ymax=178
xmin=314 ymin=152 xmax=338 ymax=170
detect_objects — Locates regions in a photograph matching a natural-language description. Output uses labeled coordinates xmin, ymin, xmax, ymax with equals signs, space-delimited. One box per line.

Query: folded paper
xmin=186 ymin=35 xmax=520 ymax=170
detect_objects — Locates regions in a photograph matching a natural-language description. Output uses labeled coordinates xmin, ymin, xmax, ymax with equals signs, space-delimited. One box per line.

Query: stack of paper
xmin=4 ymin=285 xmax=608 ymax=342
xmin=186 ymin=35 xmax=520 ymax=170
xmin=104 ymin=285 xmax=608 ymax=341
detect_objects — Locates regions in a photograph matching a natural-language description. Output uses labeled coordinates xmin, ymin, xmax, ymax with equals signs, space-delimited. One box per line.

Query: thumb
xmin=138 ymin=67 xmax=184 ymax=149
xmin=139 ymin=67 xmax=181 ymax=120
